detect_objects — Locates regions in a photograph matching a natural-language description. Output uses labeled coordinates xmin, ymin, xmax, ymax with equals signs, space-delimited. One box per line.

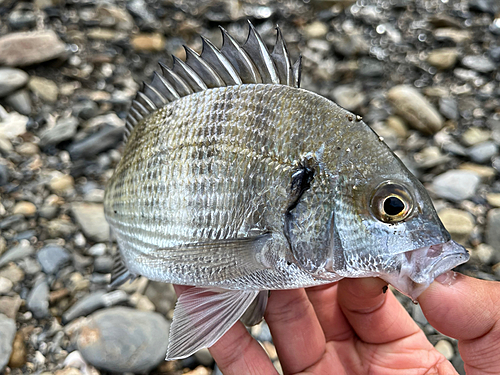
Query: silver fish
xmin=104 ymin=21 xmax=469 ymax=360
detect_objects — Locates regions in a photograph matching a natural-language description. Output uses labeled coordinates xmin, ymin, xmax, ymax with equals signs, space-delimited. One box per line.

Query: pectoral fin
xmin=240 ymin=290 xmax=268 ymax=326
xmin=166 ymin=287 xmax=259 ymax=360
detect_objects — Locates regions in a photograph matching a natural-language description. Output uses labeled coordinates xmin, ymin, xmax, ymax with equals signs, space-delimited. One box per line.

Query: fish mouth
xmin=381 ymin=240 xmax=470 ymax=300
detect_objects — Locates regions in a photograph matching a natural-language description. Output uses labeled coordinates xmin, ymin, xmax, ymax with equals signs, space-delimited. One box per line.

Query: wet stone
xmin=26 ymin=277 xmax=50 ymax=319
xmin=462 ymin=55 xmax=496 ymax=73
xmin=431 ymin=170 xmax=481 ymax=202
xmin=0 ymin=313 xmax=16 ymax=371
xmin=3 ymin=89 xmax=32 ymax=116
xmin=71 ymin=203 xmax=109 ymax=242
xmin=28 ymin=76 xmax=59 ymax=103
xmin=0 ymin=68 xmax=28 ymax=97
xmin=62 ymin=290 xmax=128 ymax=323
xmin=76 ymin=307 xmax=170 ymax=373
xmin=439 ymin=97 xmax=459 ymax=120
xmin=68 ymin=125 xmax=123 ymax=159
xmin=37 ymin=245 xmax=71 ymax=274
xmin=12 ymin=201 xmax=37 ymax=216
xmin=0 ymin=240 xmax=34 ymax=268
xmin=467 ymin=141 xmax=498 ymax=164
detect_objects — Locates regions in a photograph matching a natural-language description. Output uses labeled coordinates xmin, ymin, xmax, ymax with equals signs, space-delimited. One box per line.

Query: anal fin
xmin=166 ymin=287 xmax=259 ymax=360
xmin=110 ymin=251 xmax=136 ymax=287
xmin=240 ymin=290 xmax=268 ymax=327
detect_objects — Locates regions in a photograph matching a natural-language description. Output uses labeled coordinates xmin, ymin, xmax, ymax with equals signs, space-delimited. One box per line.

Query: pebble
xmin=438 ymin=208 xmax=475 ymax=245
xmin=0 ymin=295 xmax=22 ymax=319
xmin=87 ymin=243 xmax=107 ymax=257
xmin=458 ymin=163 xmax=496 ymax=182
xmin=331 ymin=85 xmax=365 ymax=111
xmin=40 ymin=116 xmax=79 ymax=147
xmin=16 ymin=141 xmax=39 ymax=156
xmin=0 ymin=277 xmax=13 ymax=295
xmin=434 ymin=340 xmax=454 ymax=361
xmin=8 ymin=331 xmax=26 ymax=368
xmin=427 ymin=48 xmax=459 ymax=70
xmin=0 ymin=240 xmax=35 ymax=268
xmin=303 ymin=21 xmax=328 ymax=39
xmin=0 ymin=264 xmax=25 ymax=284
xmin=467 ymin=141 xmax=498 ymax=164
xmin=0 ymin=68 xmax=29 ymax=97
xmin=8 ymin=8 xmax=36 ymax=30
xmin=0 ymin=313 xmax=16 ymax=371
xmin=486 ymin=193 xmax=500 ymax=207
xmin=49 ymin=173 xmax=75 ymax=194
xmin=4 ymin=89 xmax=32 ymax=115
xmin=76 ymin=307 xmax=170 ymax=373
xmin=0 ymin=109 xmax=28 ymax=139
xmin=473 ymin=243 xmax=495 ymax=264
xmin=68 ymin=125 xmax=123 ymax=160
xmin=12 ymin=201 xmax=37 ymax=216
xmin=386 ymin=85 xmax=443 ymax=134
xmin=438 ymin=97 xmax=459 ymax=120
xmin=431 ymin=170 xmax=481 ymax=202
xmin=433 ymin=28 xmax=472 ymax=44
xmin=0 ymin=30 xmax=67 ymax=67
xmin=28 ymin=76 xmax=59 ymax=103
xmin=37 ymin=245 xmax=71 ymax=274
xmin=26 ymin=277 xmax=50 ymax=319
xmin=71 ymin=203 xmax=110 ymax=242
xmin=486 ymin=209 xmax=500 ymax=262
xmin=62 ymin=290 xmax=128 ymax=324
xmin=461 ymin=127 xmax=491 ymax=146
xmin=461 ymin=55 xmax=496 ymax=73
xmin=131 ymin=33 xmax=165 ymax=52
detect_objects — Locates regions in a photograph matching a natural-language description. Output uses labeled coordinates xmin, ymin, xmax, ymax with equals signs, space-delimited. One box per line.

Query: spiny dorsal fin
xmin=124 ymin=22 xmax=301 ymax=143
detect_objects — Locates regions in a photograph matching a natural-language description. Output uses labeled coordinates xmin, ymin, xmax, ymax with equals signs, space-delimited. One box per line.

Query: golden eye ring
xmin=370 ymin=182 xmax=414 ymax=223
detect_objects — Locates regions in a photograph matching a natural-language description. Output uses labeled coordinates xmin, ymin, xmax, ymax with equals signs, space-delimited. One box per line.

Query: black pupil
xmin=384 ymin=196 xmax=405 ymax=216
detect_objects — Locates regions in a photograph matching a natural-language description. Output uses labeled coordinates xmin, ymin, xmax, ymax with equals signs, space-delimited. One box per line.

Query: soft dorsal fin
xmin=124 ymin=22 xmax=301 ymax=143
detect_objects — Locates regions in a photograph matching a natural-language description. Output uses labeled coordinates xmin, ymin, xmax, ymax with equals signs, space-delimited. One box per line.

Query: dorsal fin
xmin=123 ymin=22 xmax=301 ymax=143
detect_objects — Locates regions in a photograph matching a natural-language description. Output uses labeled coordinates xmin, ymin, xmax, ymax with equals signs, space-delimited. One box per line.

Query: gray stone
xmin=4 ymin=89 xmax=32 ymax=116
xmin=0 ymin=68 xmax=28 ymax=97
xmin=39 ymin=117 xmax=79 ymax=147
xmin=431 ymin=170 xmax=481 ymax=202
xmin=26 ymin=277 xmax=50 ymax=319
xmin=68 ymin=125 xmax=124 ymax=159
xmin=387 ymin=85 xmax=444 ymax=134
xmin=77 ymin=307 xmax=170 ymax=373
xmin=0 ymin=313 xmax=16 ymax=372
xmin=72 ymin=100 xmax=99 ymax=120
xmin=0 ymin=30 xmax=67 ymax=67
xmin=486 ymin=209 xmax=500 ymax=263
xmin=462 ymin=55 xmax=496 ymax=73
xmin=0 ymin=240 xmax=34 ymax=268
xmin=468 ymin=141 xmax=498 ymax=164
xmin=62 ymin=290 xmax=128 ymax=324
xmin=469 ymin=0 xmax=500 ymax=15
xmin=0 ymin=165 xmax=9 ymax=186
xmin=145 ymin=281 xmax=177 ymax=315
xmin=412 ymin=303 xmax=428 ymax=326
xmin=37 ymin=245 xmax=71 ymax=274
xmin=439 ymin=97 xmax=459 ymax=120
xmin=71 ymin=203 xmax=110 ymax=242
xmin=93 ymin=256 xmax=113 ymax=273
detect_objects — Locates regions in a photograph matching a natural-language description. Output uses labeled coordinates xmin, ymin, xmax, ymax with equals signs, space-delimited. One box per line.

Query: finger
xmin=418 ymin=272 xmax=500 ymax=373
xmin=265 ymin=288 xmax=326 ymax=374
xmin=209 ymin=321 xmax=278 ymax=375
xmin=306 ymin=283 xmax=354 ymax=342
xmin=337 ymin=277 xmax=421 ymax=344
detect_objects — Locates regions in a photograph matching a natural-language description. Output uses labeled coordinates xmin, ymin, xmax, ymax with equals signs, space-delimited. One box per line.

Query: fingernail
xmin=435 ymin=271 xmax=457 ymax=286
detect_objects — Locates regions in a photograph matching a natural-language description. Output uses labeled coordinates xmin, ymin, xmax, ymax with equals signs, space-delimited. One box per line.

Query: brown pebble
xmin=8 ymin=331 xmax=26 ymax=368
xmin=49 ymin=288 xmax=70 ymax=303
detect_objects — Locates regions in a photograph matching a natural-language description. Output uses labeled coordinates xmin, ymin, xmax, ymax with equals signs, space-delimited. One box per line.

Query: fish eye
xmin=370 ymin=182 xmax=413 ymax=223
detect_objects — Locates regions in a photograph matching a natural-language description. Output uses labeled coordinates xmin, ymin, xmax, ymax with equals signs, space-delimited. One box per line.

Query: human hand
xmin=203 ymin=274 xmax=499 ymax=375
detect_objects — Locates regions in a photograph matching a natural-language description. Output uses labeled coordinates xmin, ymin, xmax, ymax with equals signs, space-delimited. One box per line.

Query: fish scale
xmin=104 ymin=22 xmax=469 ymax=360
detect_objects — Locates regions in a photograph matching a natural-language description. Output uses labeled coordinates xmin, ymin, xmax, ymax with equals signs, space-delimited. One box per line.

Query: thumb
xmin=418 ymin=272 xmax=500 ymax=373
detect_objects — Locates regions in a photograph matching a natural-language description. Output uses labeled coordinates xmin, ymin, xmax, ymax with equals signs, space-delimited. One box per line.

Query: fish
xmin=103 ymin=21 xmax=470 ymax=360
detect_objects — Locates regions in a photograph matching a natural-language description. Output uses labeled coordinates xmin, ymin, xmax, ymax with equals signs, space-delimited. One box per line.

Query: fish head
xmin=286 ymin=144 xmax=469 ymax=300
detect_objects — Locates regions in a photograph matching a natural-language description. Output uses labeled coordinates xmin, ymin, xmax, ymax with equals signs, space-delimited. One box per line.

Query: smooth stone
xmin=0 ymin=277 xmax=13 ymax=294
xmin=469 ymin=0 xmax=500 ymax=15
xmin=468 ymin=141 xmax=498 ymax=164
xmin=93 ymin=256 xmax=113 ymax=273
xmin=472 ymin=243 xmax=495 ymax=264
xmin=8 ymin=9 xmax=36 ymax=29
xmin=0 ymin=214 xmax=24 ymax=230
xmin=72 ymin=100 xmax=98 ymax=120
xmin=433 ymin=28 xmax=472 ymax=44
xmin=434 ymin=340 xmax=454 ymax=361
xmin=62 ymin=290 xmax=128 ymax=324
xmin=0 ymin=240 xmax=34 ymax=268
xmin=387 ymin=85 xmax=443 ymax=134
xmin=331 ymin=85 xmax=365 ymax=111
xmin=87 ymin=243 xmax=106 ymax=257
xmin=0 ymin=68 xmax=28 ymax=97
xmin=0 ymin=314 xmax=16 ymax=371
xmin=83 ymin=113 xmax=123 ymax=129
xmin=427 ymin=48 xmax=459 ymax=70
xmin=0 ymin=295 xmax=22 ymax=319
xmin=49 ymin=174 xmax=74 ymax=194
xmin=16 ymin=141 xmax=39 ymax=156
xmin=96 ymin=3 xmax=134 ymax=31
xmin=28 ymin=76 xmax=59 ymax=103
xmin=77 ymin=307 xmax=170 ymax=373
xmin=8 ymin=331 xmax=26 ymax=369
xmin=0 ymin=264 xmax=25 ymax=284
xmin=486 ymin=209 xmax=500 ymax=263
xmin=458 ymin=163 xmax=496 ymax=182
xmin=439 ymin=97 xmax=459 ymax=120
xmin=26 ymin=277 xmax=50 ymax=319
xmin=39 ymin=116 xmax=78 ymax=146
xmin=71 ymin=203 xmax=109 ymax=242
xmin=438 ymin=208 xmax=475 ymax=245
xmin=144 ymin=281 xmax=176 ymax=315
xmin=5 ymin=88 xmax=32 ymax=115
xmin=486 ymin=193 xmax=500 ymax=207
xmin=129 ymin=293 xmax=155 ymax=312
xmin=12 ymin=201 xmax=37 ymax=216
xmin=38 ymin=205 xmax=59 ymax=220
xmin=194 ymin=348 xmax=214 ymax=367
xmin=0 ymin=165 xmax=9 ymax=186
xmin=0 ymin=109 xmax=28 ymax=139
xmin=0 ymin=30 xmax=67 ymax=67
xmin=37 ymin=245 xmax=71 ymax=274
xmin=462 ymin=55 xmax=496 ymax=73
xmin=68 ymin=125 xmax=123 ymax=159
xmin=431 ymin=170 xmax=481 ymax=202
xmin=461 ymin=127 xmax=490 ymax=146
xmin=304 ymin=21 xmax=329 ymax=39
xmin=131 ymin=33 xmax=165 ymax=52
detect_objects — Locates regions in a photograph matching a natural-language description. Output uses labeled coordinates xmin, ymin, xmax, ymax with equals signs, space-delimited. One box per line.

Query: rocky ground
xmin=0 ymin=0 xmax=499 ymax=374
